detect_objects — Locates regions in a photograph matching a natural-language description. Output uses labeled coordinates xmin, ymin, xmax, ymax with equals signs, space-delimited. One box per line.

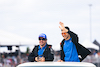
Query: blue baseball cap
xmin=39 ymin=33 xmax=47 ymax=39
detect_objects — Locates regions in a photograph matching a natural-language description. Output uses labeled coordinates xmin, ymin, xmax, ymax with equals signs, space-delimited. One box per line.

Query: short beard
xmin=65 ymin=35 xmax=70 ymax=40
xmin=41 ymin=44 xmax=45 ymax=46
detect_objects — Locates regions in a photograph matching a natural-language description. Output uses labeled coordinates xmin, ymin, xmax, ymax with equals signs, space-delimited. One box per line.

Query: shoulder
xmin=47 ymin=44 xmax=54 ymax=51
xmin=47 ymin=44 xmax=52 ymax=48
xmin=32 ymin=45 xmax=39 ymax=50
xmin=60 ymin=39 xmax=65 ymax=46
xmin=34 ymin=45 xmax=39 ymax=48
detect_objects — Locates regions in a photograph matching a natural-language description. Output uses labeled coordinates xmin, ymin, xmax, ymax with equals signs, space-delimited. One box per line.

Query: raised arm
xmin=59 ymin=22 xmax=68 ymax=33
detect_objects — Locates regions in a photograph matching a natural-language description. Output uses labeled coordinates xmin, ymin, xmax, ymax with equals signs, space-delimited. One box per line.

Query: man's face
xmin=61 ymin=31 xmax=70 ymax=40
xmin=39 ymin=37 xmax=47 ymax=46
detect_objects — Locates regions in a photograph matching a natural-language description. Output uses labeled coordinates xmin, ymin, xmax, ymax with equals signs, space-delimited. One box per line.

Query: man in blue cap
xmin=28 ymin=33 xmax=54 ymax=62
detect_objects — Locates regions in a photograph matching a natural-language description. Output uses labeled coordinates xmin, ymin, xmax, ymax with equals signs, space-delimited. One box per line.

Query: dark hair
xmin=65 ymin=26 xmax=70 ymax=31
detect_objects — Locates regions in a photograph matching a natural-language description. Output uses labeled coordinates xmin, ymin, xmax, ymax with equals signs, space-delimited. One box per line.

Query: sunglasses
xmin=39 ymin=37 xmax=46 ymax=40
xmin=61 ymin=32 xmax=67 ymax=35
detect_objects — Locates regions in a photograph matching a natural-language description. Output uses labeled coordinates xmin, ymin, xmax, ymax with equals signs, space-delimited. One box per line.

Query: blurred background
xmin=0 ymin=0 xmax=100 ymax=67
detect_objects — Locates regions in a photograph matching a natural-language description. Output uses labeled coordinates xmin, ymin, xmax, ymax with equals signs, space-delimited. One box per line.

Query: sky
xmin=0 ymin=0 xmax=100 ymax=52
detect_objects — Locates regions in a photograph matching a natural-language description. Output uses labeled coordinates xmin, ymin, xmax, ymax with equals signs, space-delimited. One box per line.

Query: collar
xmin=65 ymin=38 xmax=72 ymax=42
